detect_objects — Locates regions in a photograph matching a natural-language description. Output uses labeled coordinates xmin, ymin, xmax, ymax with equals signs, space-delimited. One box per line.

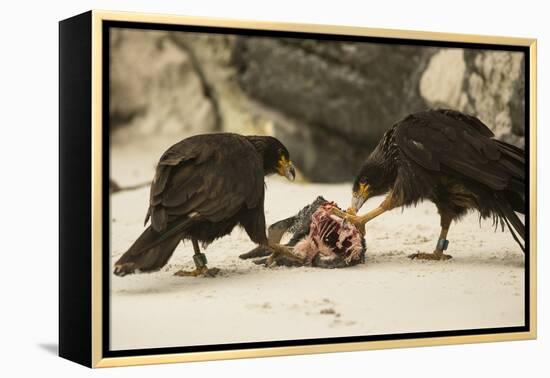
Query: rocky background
xmin=110 ymin=28 xmax=525 ymax=184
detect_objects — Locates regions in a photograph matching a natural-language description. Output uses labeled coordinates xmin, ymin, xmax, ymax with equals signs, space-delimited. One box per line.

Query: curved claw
xmin=239 ymin=245 xmax=272 ymax=260
xmin=328 ymin=207 xmax=365 ymax=235
xmin=252 ymin=256 xmax=270 ymax=266
xmin=254 ymin=244 xmax=305 ymax=267
xmin=329 ymin=207 xmax=349 ymax=219
xmin=343 ymin=214 xmax=366 ymax=235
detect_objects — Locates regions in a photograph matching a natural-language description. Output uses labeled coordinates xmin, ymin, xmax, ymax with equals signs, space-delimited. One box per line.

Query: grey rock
xmin=110 ymin=30 xmax=526 ymax=184
xmin=421 ymin=48 xmax=525 ymax=147
xmin=463 ymin=50 xmax=525 ymax=146
xmin=109 ymin=29 xmax=218 ymax=141
xmin=232 ymin=37 xmax=436 ymax=182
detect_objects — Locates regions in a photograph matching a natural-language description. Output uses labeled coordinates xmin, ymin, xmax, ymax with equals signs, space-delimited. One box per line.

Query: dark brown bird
xmin=114 ymin=133 xmax=296 ymax=277
xmin=335 ymin=109 xmax=525 ymax=260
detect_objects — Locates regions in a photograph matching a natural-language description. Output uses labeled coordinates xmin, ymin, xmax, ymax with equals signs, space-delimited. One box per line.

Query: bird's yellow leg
xmin=409 ymin=213 xmax=453 ymax=261
xmin=174 ymin=239 xmax=221 ymax=277
xmin=332 ymin=194 xmax=395 ymax=235
xmin=344 ymin=207 xmax=386 ymax=235
xmin=359 ymin=205 xmax=388 ymax=223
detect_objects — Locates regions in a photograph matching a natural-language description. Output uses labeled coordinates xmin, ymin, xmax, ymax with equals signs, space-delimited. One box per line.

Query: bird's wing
xmin=394 ymin=109 xmax=523 ymax=190
xmin=147 ymin=134 xmax=265 ymax=232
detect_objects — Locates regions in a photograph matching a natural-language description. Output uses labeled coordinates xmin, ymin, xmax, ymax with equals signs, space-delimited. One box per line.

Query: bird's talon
xmin=204 ymin=267 xmax=221 ymax=277
xmin=256 ymin=244 xmax=305 ymax=267
xmin=341 ymin=214 xmax=366 ymax=235
xmin=252 ymin=257 xmax=268 ymax=265
xmin=329 ymin=207 xmax=349 ymax=219
xmin=408 ymin=252 xmax=452 ymax=261
xmin=174 ymin=266 xmax=221 ymax=277
xmin=239 ymin=246 xmax=272 ymax=260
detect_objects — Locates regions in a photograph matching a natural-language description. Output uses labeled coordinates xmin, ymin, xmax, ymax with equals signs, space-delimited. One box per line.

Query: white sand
xmin=110 ymin=174 xmax=525 ymax=351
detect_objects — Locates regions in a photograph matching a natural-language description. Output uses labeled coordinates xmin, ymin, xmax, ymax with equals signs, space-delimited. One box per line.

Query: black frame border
xmin=59 ymin=11 xmax=93 ymax=367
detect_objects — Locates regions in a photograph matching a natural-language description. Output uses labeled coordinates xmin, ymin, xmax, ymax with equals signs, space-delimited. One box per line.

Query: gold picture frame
xmin=59 ymin=9 xmax=537 ymax=368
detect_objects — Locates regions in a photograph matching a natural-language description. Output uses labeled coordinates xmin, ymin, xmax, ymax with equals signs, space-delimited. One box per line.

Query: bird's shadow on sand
xmin=112 ymin=252 xmax=525 ymax=296
xmin=447 ymin=254 xmax=525 ymax=268
xmin=113 ymin=265 xmax=270 ymax=295
xmin=38 ymin=343 xmax=58 ymax=355
xmin=363 ymin=250 xmax=525 ymax=268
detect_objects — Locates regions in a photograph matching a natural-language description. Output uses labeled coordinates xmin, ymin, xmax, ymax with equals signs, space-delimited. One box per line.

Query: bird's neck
xmin=367 ymin=150 xmax=398 ymax=192
xmin=247 ymin=136 xmax=267 ymax=155
xmin=246 ymin=136 xmax=276 ymax=175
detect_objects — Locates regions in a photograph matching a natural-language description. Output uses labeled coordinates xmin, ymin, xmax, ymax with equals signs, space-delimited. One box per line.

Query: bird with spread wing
xmin=114 ymin=133 xmax=296 ymax=277
xmin=333 ymin=109 xmax=525 ymax=260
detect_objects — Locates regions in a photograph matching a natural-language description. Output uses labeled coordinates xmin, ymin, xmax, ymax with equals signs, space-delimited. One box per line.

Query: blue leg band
xmin=193 ymin=253 xmax=208 ymax=268
xmin=436 ymin=239 xmax=449 ymax=251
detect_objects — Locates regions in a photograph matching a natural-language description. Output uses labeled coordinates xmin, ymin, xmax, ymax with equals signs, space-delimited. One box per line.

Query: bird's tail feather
xmin=114 ymin=217 xmax=193 ymax=276
xmin=492 ymin=140 xmax=525 ymax=253
xmin=495 ymin=194 xmax=525 ymax=253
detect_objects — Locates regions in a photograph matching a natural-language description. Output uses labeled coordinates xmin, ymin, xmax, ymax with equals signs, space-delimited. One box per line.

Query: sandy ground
xmin=110 ymin=160 xmax=525 ymax=351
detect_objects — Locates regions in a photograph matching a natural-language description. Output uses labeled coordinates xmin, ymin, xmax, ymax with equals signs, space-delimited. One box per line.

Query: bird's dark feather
xmin=116 ymin=133 xmax=271 ymax=273
xmin=393 ymin=109 xmax=521 ymax=195
xmin=363 ymin=108 xmax=525 ymax=252
xmin=148 ymin=134 xmax=264 ymax=231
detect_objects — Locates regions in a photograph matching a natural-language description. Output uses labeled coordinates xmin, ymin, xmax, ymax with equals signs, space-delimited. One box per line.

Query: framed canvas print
xmin=59 ymin=10 xmax=537 ymax=368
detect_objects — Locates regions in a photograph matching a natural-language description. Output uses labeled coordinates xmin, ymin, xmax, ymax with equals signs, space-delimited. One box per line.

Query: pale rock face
xmin=109 ymin=29 xmax=218 ymax=142
xmin=420 ymin=48 xmax=524 ymax=146
xmin=419 ymin=49 xmax=466 ymax=109
xmin=465 ymin=51 xmax=524 ymax=141
xmin=109 ymin=30 xmax=273 ymax=145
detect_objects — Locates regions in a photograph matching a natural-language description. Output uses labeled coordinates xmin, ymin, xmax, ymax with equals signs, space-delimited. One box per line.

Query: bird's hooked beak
xmin=350 ymin=182 xmax=370 ymax=213
xmin=277 ymin=157 xmax=296 ymax=181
